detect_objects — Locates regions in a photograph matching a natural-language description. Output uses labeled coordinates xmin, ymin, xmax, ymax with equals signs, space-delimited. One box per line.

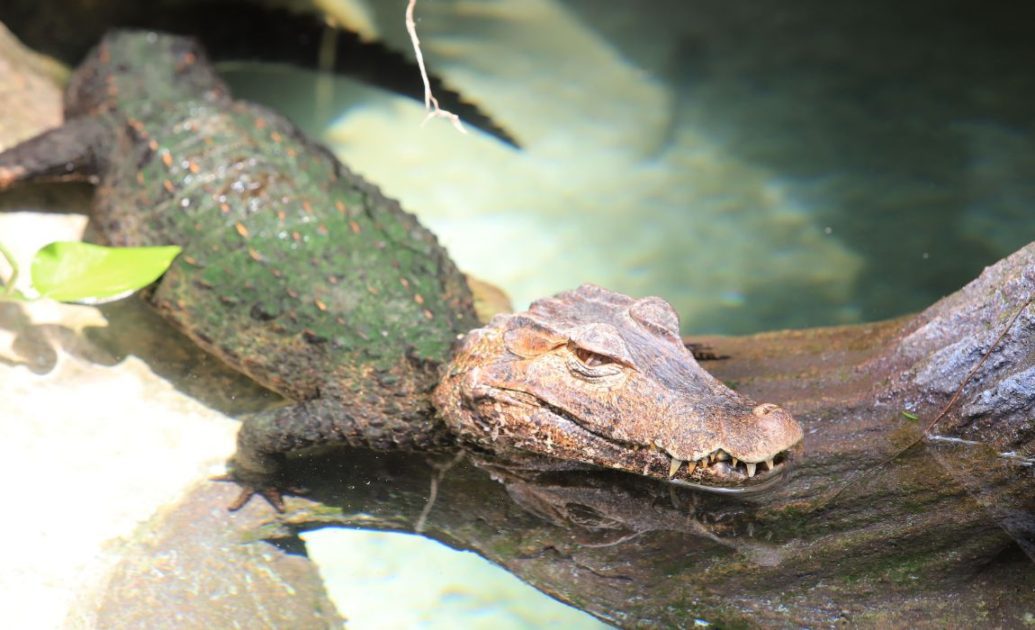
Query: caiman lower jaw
xmin=661 ymin=447 xmax=796 ymax=490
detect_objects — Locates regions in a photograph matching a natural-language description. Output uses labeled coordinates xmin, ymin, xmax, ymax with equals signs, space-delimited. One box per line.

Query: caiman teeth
xmin=675 ymin=449 xmax=790 ymax=481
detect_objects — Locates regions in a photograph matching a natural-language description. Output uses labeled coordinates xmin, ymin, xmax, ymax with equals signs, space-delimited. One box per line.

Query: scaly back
xmin=4 ymin=31 xmax=479 ymax=403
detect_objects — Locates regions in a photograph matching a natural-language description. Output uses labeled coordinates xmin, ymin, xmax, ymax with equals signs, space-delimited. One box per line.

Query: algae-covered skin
xmin=0 ymin=31 xmax=803 ymax=509
xmin=0 ymin=31 xmax=479 ymax=503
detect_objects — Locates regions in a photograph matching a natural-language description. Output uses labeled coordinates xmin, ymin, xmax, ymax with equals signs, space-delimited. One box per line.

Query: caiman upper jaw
xmin=661 ymin=445 xmax=797 ymax=488
xmin=652 ymin=402 xmax=804 ymax=489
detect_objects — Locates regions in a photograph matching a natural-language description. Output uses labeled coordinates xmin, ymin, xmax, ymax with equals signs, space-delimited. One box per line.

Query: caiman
xmin=0 ymin=31 xmax=803 ymax=509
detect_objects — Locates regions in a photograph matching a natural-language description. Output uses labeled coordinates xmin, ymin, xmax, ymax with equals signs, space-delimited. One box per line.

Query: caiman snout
xmin=653 ymin=393 xmax=803 ymax=488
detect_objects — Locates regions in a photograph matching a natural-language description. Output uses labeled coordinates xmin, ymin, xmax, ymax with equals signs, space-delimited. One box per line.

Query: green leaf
xmin=31 ymin=241 xmax=181 ymax=303
xmin=901 ymin=411 xmax=919 ymax=421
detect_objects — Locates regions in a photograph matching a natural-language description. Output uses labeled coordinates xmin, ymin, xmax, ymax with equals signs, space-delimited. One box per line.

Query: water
xmin=227 ymin=0 xmax=1035 ymax=336
xmin=302 ymin=529 xmax=607 ymax=629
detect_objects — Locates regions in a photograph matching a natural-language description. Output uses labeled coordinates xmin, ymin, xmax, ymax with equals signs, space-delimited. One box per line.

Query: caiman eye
xmin=569 ymin=342 xmax=613 ymax=367
xmin=563 ymin=325 xmax=632 ymax=375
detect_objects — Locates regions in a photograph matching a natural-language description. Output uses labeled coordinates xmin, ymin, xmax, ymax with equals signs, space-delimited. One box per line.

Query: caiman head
xmin=434 ymin=284 xmax=804 ymax=491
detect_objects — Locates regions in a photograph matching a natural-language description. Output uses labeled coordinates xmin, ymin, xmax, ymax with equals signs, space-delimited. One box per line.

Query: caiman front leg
xmin=228 ymin=396 xmax=449 ymax=511
xmin=227 ymin=400 xmax=329 ymax=512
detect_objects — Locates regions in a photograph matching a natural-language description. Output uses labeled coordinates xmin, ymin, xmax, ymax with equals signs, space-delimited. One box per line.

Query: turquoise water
xmin=221 ymin=0 xmax=1035 ymax=625
xmin=303 ymin=529 xmax=608 ymax=629
xmin=228 ymin=0 xmax=1034 ymax=337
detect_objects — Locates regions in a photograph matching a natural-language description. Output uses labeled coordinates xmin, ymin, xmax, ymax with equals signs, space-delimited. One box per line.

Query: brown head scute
xmin=434 ymin=284 xmax=804 ymax=491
